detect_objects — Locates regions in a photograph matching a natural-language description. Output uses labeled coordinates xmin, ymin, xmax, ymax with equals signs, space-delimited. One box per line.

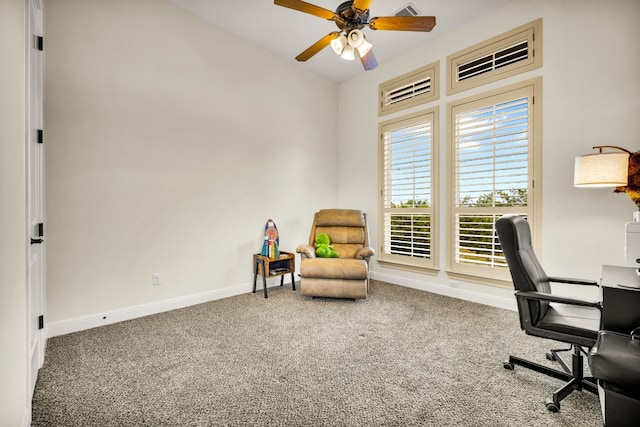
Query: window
xmin=379 ymin=108 xmax=438 ymax=271
xmin=446 ymin=78 xmax=541 ymax=284
xmin=379 ymin=62 xmax=439 ymax=116
xmin=447 ymin=19 xmax=541 ymax=95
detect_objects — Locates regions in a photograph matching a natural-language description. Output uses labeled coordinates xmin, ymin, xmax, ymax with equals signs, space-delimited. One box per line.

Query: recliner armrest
xmin=515 ymin=290 xmax=602 ymax=310
xmin=296 ymin=244 xmax=316 ymax=259
xmin=355 ymin=247 xmax=375 ymax=260
xmin=546 ymin=276 xmax=599 ymax=287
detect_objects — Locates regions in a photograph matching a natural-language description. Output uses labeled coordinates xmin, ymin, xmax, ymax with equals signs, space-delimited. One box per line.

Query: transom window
xmin=447 ymin=19 xmax=541 ymax=95
xmin=379 ymin=62 xmax=439 ymax=116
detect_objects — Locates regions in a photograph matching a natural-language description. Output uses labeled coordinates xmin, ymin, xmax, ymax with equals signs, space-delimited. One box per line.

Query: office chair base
xmin=503 ymin=346 xmax=597 ymax=412
xmin=546 ymin=345 xmax=586 ymax=376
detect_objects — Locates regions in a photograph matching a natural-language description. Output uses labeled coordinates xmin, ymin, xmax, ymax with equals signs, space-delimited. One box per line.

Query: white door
xmin=26 ymin=0 xmax=45 ymax=405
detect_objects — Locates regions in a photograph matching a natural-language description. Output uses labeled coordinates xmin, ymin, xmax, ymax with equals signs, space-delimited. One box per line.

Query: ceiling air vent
xmin=395 ymin=3 xmax=419 ymax=17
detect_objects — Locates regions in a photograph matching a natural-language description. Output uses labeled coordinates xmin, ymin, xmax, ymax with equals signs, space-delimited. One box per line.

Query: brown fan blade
xmin=295 ymin=32 xmax=340 ymax=62
xmin=369 ymin=16 xmax=436 ymax=32
xmin=358 ymin=48 xmax=378 ymax=71
xmin=352 ymin=0 xmax=374 ymax=12
xmin=274 ymin=0 xmax=337 ymax=20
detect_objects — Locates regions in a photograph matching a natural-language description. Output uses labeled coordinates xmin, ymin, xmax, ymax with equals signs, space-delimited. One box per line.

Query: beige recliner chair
xmin=296 ymin=209 xmax=375 ymax=299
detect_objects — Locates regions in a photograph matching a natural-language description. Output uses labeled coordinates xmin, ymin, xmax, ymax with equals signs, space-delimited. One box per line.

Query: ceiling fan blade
xmin=358 ymin=48 xmax=378 ymax=71
xmin=352 ymin=0 xmax=374 ymax=12
xmin=295 ymin=32 xmax=341 ymax=62
xmin=369 ymin=16 xmax=436 ymax=32
xmin=274 ymin=0 xmax=337 ymax=20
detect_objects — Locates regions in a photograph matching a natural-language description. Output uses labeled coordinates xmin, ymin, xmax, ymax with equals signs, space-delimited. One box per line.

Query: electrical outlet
xmin=152 ymin=273 xmax=162 ymax=285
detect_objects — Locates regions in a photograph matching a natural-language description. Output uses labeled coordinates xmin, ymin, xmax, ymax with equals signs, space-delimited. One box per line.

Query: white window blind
xmin=455 ymin=97 xmax=529 ymax=208
xmin=383 ymin=77 xmax=432 ymax=107
xmin=379 ymin=62 xmax=439 ymax=116
xmin=457 ymin=41 xmax=529 ymax=82
xmin=448 ymin=82 xmax=538 ymax=280
xmin=446 ymin=19 xmax=541 ymax=95
xmin=380 ymin=109 xmax=438 ymax=269
xmin=455 ymin=213 xmax=510 ymax=268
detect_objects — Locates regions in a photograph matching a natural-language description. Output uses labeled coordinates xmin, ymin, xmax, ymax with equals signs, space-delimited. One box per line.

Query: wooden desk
xmin=601 ymin=265 xmax=640 ymax=333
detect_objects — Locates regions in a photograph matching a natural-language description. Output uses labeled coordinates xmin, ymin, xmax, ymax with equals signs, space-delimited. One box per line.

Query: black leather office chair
xmin=589 ymin=329 xmax=640 ymax=425
xmin=495 ymin=214 xmax=602 ymax=412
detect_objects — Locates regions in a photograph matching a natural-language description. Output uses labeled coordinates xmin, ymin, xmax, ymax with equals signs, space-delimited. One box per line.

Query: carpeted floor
xmin=32 ymin=280 xmax=602 ymax=426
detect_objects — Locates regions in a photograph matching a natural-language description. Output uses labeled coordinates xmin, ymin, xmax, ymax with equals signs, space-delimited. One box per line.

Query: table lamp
xmin=574 ymin=146 xmax=640 ymax=268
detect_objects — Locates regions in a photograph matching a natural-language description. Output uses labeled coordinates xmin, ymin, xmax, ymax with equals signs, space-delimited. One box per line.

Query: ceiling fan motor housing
xmin=335 ymin=0 xmax=370 ymax=31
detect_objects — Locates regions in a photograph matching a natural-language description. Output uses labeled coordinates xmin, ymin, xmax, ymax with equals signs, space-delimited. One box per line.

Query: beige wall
xmin=338 ymin=0 xmax=640 ymax=299
xmin=0 ymin=0 xmax=27 ymax=424
xmin=44 ymin=0 xmax=339 ymax=322
xmin=44 ymin=0 xmax=640 ymax=320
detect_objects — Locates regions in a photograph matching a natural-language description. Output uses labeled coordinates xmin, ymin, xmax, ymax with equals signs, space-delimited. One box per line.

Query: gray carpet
xmin=32 ymin=280 xmax=602 ymax=426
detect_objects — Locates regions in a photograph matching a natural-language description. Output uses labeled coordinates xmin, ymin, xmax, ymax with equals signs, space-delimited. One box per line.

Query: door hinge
xmin=37 ymin=129 xmax=43 ymax=144
xmin=36 ymin=36 xmax=43 ymax=51
xmin=38 ymin=315 xmax=44 ymax=330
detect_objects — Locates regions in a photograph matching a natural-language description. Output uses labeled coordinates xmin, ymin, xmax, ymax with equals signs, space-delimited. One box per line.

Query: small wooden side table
xmin=253 ymin=252 xmax=296 ymax=298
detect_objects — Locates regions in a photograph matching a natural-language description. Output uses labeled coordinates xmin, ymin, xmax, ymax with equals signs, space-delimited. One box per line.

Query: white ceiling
xmin=169 ymin=0 xmax=513 ymax=83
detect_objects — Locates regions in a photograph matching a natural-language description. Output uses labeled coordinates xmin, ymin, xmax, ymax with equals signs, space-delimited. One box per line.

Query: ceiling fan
xmin=274 ymin=0 xmax=436 ymax=71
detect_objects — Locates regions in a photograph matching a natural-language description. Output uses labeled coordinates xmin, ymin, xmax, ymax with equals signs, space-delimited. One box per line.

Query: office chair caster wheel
xmin=546 ymin=352 xmax=556 ymax=361
xmin=503 ymin=361 xmax=514 ymax=370
xmin=545 ymin=398 xmax=559 ymax=412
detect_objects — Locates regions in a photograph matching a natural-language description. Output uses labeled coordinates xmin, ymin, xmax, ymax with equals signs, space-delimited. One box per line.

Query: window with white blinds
xmin=379 ymin=108 xmax=438 ymax=270
xmin=379 ymin=62 xmax=439 ymax=116
xmin=447 ymin=19 xmax=541 ymax=95
xmin=447 ymin=79 xmax=541 ymax=282
xmin=384 ymin=77 xmax=432 ymax=107
xmin=457 ymin=41 xmax=529 ymax=82
xmin=456 ymin=96 xmax=529 ymax=208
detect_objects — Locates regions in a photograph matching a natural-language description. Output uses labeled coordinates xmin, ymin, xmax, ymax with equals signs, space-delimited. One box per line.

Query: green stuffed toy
xmin=315 ymin=233 xmax=339 ymax=258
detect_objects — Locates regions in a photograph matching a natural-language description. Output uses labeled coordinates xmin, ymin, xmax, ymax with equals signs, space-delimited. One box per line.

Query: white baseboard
xmin=47 ymin=282 xmax=256 ymax=338
xmin=371 ymin=271 xmax=516 ymax=311
xmin=47 ymin=274 xmax=513 ymax=338
xmin=23 ymin=406 xmax=30 ymax=427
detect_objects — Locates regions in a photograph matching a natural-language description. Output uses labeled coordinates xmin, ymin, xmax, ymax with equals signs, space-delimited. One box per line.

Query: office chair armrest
xmin=296 ymin=244 xmax=316 ymax=259
xmin=515 ymin=290 xmax=602 ymax=309
xmin=546 ymin=276 xmax=599 ymax=287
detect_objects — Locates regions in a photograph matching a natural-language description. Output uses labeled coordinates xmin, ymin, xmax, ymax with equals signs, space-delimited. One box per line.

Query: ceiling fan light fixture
xmin=340 ymin=45 xmax=356 ymax=60
xmin=274 ymin=0 xmax=436 ymax=71
xmin=330 ymin=34 xmax=347 ymax=55
xmin=356 ymin=37 xmax=373 ymax=56
xmin=347 ymin=29 xmax=365 ymax=48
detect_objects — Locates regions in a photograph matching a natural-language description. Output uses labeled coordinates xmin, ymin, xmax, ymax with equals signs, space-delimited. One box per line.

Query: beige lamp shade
xmin=574 ymin=151 xmax=629 ymax=187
